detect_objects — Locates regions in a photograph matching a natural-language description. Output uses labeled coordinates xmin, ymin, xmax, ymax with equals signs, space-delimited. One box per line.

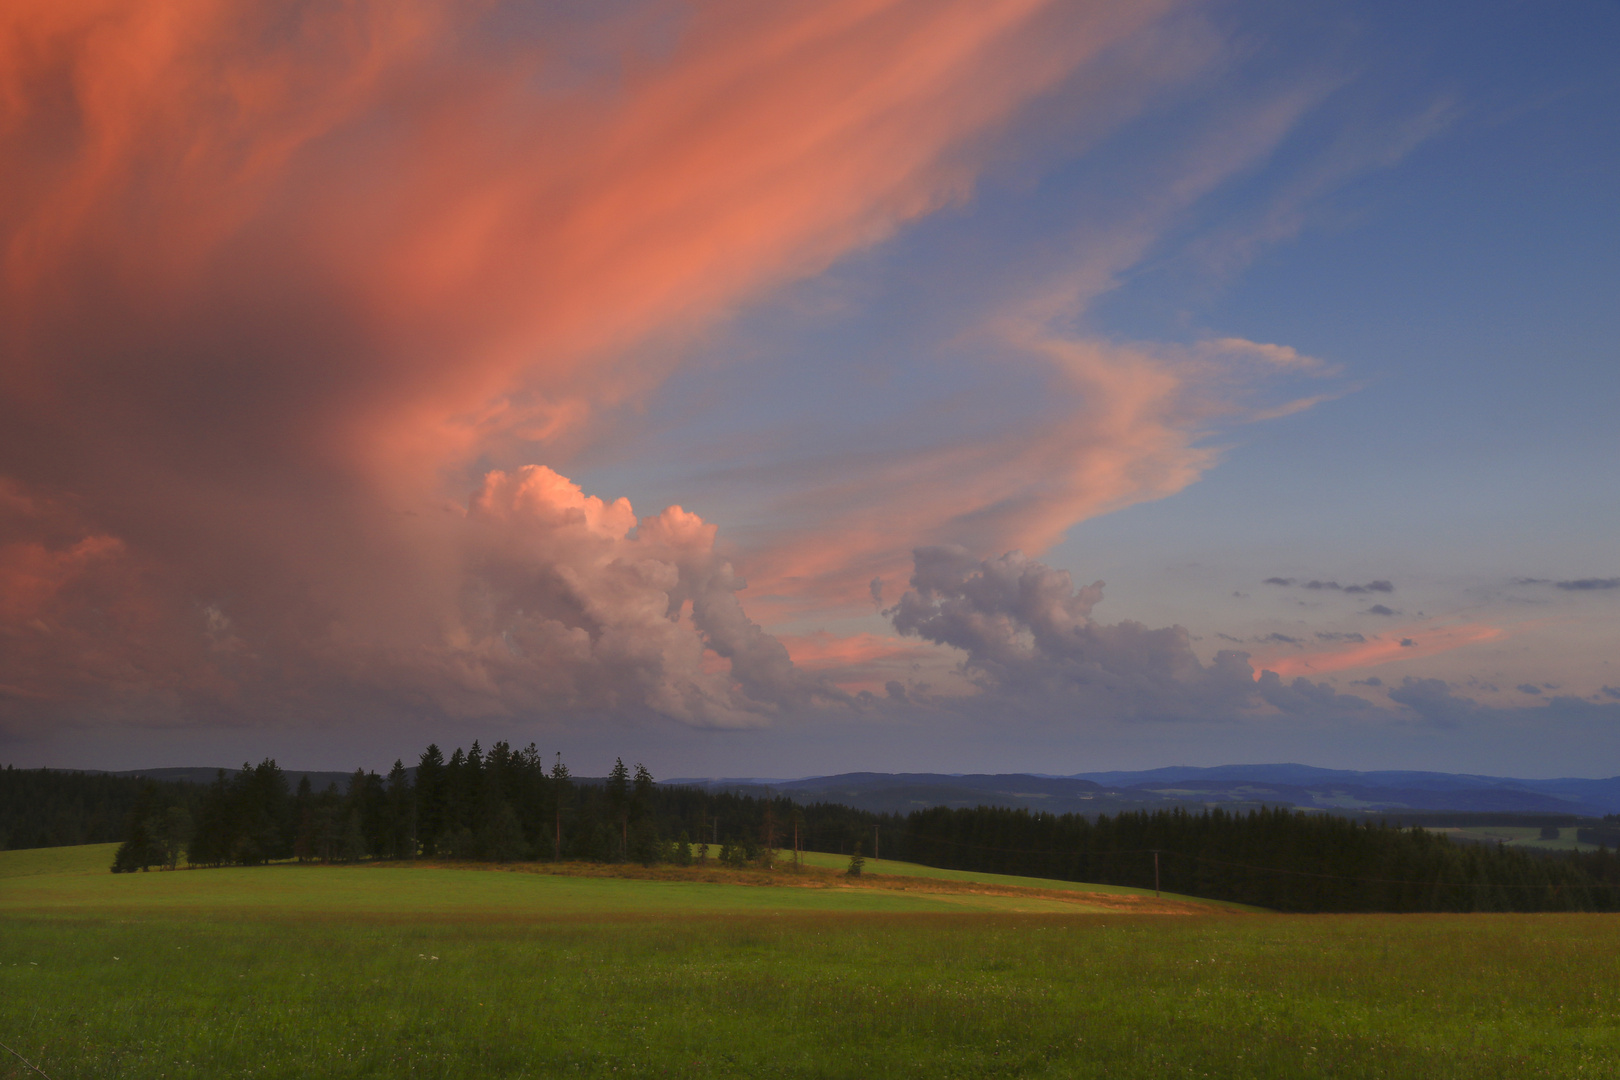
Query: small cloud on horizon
xmin=1260 ymin=633 xmax=1302 ymax=645
xmin=1266 ymin=577 xmax=1393 ymax=593
xmin=1511 ymin=576 xmax=1620 ymax=591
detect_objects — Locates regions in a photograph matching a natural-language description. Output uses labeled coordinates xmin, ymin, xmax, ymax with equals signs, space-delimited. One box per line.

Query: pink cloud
xmin=1252 ymin=622 xmax=1507 ymax=680
xmin=740 ymin=334 xmax=1337 ymax=615
xmin=4 ymin=1 xmax=1199 ymax=732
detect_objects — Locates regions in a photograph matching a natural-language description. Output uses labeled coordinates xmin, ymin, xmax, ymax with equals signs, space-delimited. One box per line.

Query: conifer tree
xmin=629 ymin=763 xmax=658 ymax=865
xmin=112 ymin=783 xmax=163 ymax=872
xmin=416 ymin=744 xmax=446 ymax=856
xmin=549 ymin=753 xmax=571 ymax=861
xmin=292 ymin=776 xmax=315 ymax=861
xmin=606 ymin=758 xmax=630 ymax=860
xmin=149 ymin=805 xmax=193 ymax=869
xmin=386 ymin=759 xmax=415 ymax=859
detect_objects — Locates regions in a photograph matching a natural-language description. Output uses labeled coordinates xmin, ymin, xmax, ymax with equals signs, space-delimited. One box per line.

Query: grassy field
xmin=1425 ymin=825 xmax=1602 ymax=853
xmin=4 ymin=845 xmax=1620 ymax=1078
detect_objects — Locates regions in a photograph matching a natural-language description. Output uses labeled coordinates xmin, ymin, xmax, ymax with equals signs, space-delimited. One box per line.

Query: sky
xmin=2 ymin=0 xmax=1617 ymax=778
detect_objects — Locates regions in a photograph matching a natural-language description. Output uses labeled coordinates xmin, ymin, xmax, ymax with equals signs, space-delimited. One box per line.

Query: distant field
xmin=1426 ymin=825 xmax=1602 ymax=852
xmin=4 ymin=845 xmax=1620 ymax=1078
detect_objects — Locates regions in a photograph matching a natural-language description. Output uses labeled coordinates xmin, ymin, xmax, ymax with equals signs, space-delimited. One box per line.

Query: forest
xmin=9 ymin=745 xmax=1620 ymax=913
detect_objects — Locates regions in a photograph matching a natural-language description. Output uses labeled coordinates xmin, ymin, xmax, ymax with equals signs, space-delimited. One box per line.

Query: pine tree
xmin=340 ymin=809 xmax=367 ymax=862
xmin=112 ymin=783 xmax=163 ymax=872
xmin=549 ymin=753 xmax=571 ymax=861
xmin=149 ymin=805 xmax=193 ymax=869
xmin=846 ymin=840 xmax=865 ymax=877
xmin=416 ymin=744 xmax=446 ymax=856
xmin=292 ymin=776 xmax=315 ymax=861
xmin=386 ymin=759 xmax=415 ymax=859
xmin=607 ymin=758 xmax=630 ymax=861
xmin=629 ymin=763 xmax=658 ymax=865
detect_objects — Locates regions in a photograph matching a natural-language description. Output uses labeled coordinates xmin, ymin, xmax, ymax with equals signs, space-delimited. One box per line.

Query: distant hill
xmin=1069 ymin=764 xmax=1620 ymax=817
xmin=29 ymin=760 xmax=1620 ymax=818
xmin=668 ymin=765 xmax=1620 ymax=818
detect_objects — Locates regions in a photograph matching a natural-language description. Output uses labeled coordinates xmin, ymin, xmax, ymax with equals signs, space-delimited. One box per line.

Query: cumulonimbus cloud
xmin=5 ymin=0 xmax=1201 ymax=734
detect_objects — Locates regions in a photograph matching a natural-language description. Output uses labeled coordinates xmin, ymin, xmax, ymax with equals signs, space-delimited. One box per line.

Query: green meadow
xmin=4 ymin=845 xmax=1620 ymax=1078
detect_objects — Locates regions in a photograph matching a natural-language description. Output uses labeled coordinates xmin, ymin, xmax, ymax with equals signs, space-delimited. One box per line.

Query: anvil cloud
xmin=3 ymin=0 xmax=1617 ymax=775
xmin=0 ymin=0 xmax=1196 ymax=732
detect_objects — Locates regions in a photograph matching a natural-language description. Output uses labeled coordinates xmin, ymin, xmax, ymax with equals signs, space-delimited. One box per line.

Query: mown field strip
xmin=0 ymin=844 xmax=1224 ymax=917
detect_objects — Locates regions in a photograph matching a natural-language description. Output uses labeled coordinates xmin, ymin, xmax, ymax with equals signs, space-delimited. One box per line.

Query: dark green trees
xmin=846 ymin=840 xmax=865 ymax=877
xmin=112 ymin=783 xmax=164 ymax=872
xmin=386 ymin=760 xmax=416 ymax=859
xmin=415 ymin=744 xmax=446 ymax=856
xmin=549 ymin=753 xmax=571 ymax=861
xmin=186 ymin=760 xmax=291 ymax=866
xmin=629 ymin=763 xmax=658 ymax=865
xmin=606 ymin=758 xmax=630 ymax=860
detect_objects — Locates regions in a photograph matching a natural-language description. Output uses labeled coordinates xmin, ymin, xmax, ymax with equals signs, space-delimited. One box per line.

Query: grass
xmin=0 ymin=851 xmax=1209 ymax=919
xmin=3 ymin=845 xmax=1620 ymax=1078
xmin=0 ymin=841 xmax=119 ymax=879
xmin=789 ymin=850 xmax=1261 ymax=910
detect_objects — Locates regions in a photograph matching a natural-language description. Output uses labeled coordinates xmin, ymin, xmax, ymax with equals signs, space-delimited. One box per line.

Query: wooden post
xmin=1153 ymin=850 xmax=1160 ymax=898
xmin=554 ymin=806 xmax=561 ymax=862
xmin=873 ymin=824 xmax=880 ymax=862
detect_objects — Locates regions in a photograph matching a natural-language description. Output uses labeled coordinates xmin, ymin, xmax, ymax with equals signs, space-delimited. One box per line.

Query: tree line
xmin=55 ymin=744 xmax=1620 ymax=911
xmin=110 ymin=742 xmax=884 ymax=872
xmin=895 ymin=803 xmax=1620 ymax=913
xmin=0 ymin=765 xmax=199 ymax=851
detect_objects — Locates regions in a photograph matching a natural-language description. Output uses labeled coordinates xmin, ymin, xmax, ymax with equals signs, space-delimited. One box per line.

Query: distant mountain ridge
xmin=667 ymin=764 xmax=1620 ymax=818
xmin=40 ymin=762 xmax=1620 ymax=817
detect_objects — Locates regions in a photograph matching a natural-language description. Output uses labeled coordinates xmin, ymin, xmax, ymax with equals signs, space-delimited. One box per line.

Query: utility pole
xmin=873 ymin=824 xmax=880 ymax=862
xmin=1153 ymin=850 xmax=1160 ymax=898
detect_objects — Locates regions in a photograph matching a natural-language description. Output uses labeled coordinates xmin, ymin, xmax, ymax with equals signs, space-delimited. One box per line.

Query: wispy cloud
xmin=1252 ymin=620 xmax=1505 ymax=680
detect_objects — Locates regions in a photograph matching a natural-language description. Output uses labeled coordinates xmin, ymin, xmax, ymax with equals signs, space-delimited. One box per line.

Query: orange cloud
xmin=779 ymin=630 xmax=959 ymax=696
xmin=4 ymin=1 xmax=1196 ymax=730
xmin=1252 ymin=622 xmax=1506 ymax=680
xmin=740 ymin=333 xmax=1336 ymax=615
